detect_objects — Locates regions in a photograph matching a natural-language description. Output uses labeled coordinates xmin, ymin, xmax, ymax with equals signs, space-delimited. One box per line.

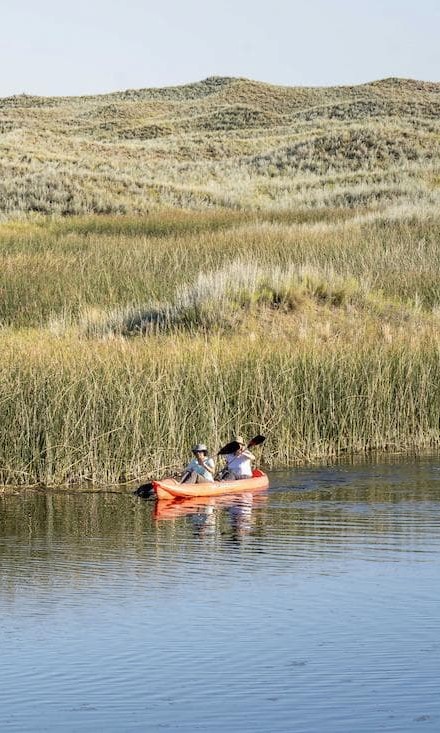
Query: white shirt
xmin=186 ymin=457 xmax=215 ymax=482
xmin=224 ymin=451 xmax=254 ymax=478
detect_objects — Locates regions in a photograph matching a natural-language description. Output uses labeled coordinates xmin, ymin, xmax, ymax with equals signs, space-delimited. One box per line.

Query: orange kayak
xmin=152 ymin=468 xmax=269 ymax=500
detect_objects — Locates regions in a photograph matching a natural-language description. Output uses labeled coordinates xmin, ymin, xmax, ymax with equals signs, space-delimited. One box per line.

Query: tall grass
xmin=1 ymin=211 xmax=440 ymax=329
xmin=0 ymin=209 xmax=439 ymax=485
xmin=1 ymin=333 xmax=439 ymax=486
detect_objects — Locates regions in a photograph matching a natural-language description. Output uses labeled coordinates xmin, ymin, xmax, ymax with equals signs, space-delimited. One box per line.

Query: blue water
xmin=1 ymin=456 xmax=440 ymax=731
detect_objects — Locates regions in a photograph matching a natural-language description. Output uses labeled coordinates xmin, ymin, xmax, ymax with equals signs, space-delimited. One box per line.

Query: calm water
xmin=1 ymin=456 xmax=440 ymax=732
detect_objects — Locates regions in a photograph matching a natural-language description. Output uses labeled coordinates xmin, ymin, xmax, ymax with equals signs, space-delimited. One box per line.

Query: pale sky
xmin=1 ymin=0 xmax=439 ymax=97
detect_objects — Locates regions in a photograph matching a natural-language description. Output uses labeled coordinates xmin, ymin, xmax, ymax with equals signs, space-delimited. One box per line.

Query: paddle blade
xmin=218 ymin=434 xmax=266 ymax=455
xmin=218 ymin=441 xmax=239 ymax=455
xmin=134 ymin=481 xmax=154 ymax=498
xmin=247 ymin=434 xmax=266 ymax=448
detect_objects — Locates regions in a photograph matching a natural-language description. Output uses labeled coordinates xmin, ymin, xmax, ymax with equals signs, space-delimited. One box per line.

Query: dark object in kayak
xmin=133 ymin=481 xmax=154 ymax=498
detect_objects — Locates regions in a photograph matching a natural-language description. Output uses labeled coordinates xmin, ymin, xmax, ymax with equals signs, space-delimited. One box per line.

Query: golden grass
xmin=1 ymin=210 xmax=439 ymax=328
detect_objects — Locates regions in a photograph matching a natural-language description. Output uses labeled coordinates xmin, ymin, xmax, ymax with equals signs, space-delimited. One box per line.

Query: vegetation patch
xmin=1 ymin=75 xmax=439 ymax=216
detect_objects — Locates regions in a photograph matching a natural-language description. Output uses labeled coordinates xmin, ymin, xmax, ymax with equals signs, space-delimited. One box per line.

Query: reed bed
xmin=0 ymin=333 xmax=439 ymax=486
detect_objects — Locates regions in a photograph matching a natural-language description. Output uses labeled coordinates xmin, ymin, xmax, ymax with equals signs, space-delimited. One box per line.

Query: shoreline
xmin=1 ymin=448 xmax=438 ymax=495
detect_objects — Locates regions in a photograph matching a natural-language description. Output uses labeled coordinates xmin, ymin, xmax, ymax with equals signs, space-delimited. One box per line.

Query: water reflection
xmin=2 ymin=456 xmax=440 ymax=578
xmin=154 ymin=492 xmax=267 ymax=543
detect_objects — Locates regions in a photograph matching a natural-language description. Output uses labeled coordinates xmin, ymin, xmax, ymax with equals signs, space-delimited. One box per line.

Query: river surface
xmin=1 ymin=455 xmax=440 ymax=732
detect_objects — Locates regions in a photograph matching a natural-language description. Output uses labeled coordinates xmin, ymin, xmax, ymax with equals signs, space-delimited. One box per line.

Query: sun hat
xmin=233 ymin=435 xmax=245 ymax=446
xmin=192 ymin=443 xmax=208 ymax=453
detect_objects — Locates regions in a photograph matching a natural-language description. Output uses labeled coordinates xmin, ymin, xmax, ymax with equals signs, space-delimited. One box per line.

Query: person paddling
xmin=180 ymin=443 xmax=215 ymax=484
xmin=221 ymin=436 xmax=255 ymax=480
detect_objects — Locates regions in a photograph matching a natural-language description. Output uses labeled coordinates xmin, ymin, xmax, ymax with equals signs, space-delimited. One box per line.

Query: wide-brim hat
xmin=233 ymin=435 xmax=245 ymax=446
xmin=192 ymin=443 xmax=208 ymax=453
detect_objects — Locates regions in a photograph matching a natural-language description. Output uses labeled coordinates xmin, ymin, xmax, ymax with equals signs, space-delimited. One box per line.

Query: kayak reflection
xmin=154 ymin=492 xmax=268 ymax=540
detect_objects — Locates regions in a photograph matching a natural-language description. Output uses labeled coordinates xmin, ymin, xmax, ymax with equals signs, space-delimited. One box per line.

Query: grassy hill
xmin=1 ymin=76 xmax=439 ymax=216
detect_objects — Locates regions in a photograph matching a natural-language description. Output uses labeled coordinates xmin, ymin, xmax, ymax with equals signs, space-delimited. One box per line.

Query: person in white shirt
xmin=181 ymin=443 xmax=215 ymax=483
xmin=221 ymin=436 xmax=255 ymax=480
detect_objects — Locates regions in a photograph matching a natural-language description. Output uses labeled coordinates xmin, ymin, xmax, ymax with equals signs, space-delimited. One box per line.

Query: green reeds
xmin=0 ymin=334 xmax=439 ymax=486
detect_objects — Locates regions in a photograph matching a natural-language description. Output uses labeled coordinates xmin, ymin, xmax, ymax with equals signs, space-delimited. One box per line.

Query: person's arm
xmin=180 ymin=459 xmax=193 ymax=483
xmin=198 ymin=456 xmax=215 ymax=475
xmin=243 ymin=450 xmax=255 ymax=461
xmin=204 ymin=457 xmax=215 ymax=476
xmin=196 ymin=453 xmax=215 ymax=476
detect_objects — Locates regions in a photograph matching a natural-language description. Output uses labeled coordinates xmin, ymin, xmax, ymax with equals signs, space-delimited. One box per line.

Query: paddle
xmin=218 ymin=434 xmax=265 ymax=455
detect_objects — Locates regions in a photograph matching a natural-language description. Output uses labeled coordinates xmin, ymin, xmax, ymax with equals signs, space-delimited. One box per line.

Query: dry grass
xmin=1 ymin=210 xmax=439 ymax=328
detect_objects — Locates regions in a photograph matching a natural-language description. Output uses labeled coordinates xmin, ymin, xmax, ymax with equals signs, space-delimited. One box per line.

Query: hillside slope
xmin=1 ymin=76 xmax=439 ymax=216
